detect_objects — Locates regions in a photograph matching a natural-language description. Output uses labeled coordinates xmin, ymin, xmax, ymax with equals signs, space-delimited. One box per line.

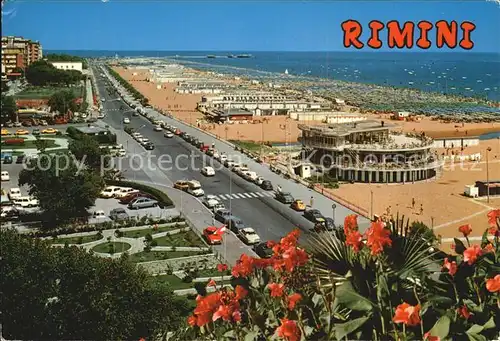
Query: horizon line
xmin=44 ymin=49 xmax=500 ymax=54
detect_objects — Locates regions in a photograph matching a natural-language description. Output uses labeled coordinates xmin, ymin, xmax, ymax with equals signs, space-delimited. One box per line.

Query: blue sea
xmin=51 ymin=50 xmax=500 ymax=102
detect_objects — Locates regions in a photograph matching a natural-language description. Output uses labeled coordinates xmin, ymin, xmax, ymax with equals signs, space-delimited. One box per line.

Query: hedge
xmin=106 ymin=179 xmax=174 ymax=208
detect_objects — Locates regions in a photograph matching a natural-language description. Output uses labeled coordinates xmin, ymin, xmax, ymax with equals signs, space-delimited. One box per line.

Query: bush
xmin=106 ymin=179 xmax=174 ymax=208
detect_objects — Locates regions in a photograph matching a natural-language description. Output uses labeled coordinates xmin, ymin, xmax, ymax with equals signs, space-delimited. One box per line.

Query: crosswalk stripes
xmin=210 ymin=191 xmax=274 ymax=201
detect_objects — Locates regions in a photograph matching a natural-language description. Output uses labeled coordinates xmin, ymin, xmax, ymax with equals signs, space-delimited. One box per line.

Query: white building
xmin=289 ymin=111 xmax=366 ymax=124
xmin=50 ymin=62 xmax=83 ymax=72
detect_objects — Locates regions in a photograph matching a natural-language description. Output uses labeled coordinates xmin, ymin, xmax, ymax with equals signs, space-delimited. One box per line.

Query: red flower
xmin=423 ymin=332 xmax=441 ymax=341
xmin=392 ymin=303 xmax=421 ymax=326
xmin=139 ymin=338 xmax=146 ymax=341
xmin=276 ymin=318 xmax=301 ymax=341
xmin=365 ymin=221 xmax=392 ymax=256
xmin=458 ymin=305 xmax=471 ymax=319
xmin=268 ymin=283 xmax=285 ymax=297
xmin=287 ymin=293 xmax=302 ymax=310
xmin=463 ymin=245 xmax=483 ymax=265
xmin=280 ymin=229 xmax=301 ymax=249
xmin=442 ymin=258 xmax=458 ymax=276
xmin=280 ymin=247 xmax=309 ymax=272
xmin=235 ymin=285 xmax=248 ymax=300
xmin=486 ymin=275 xmax=500 ymax=293
xmin=207 ymin=279 xmax=217 ymax=287
xmin=344 ymin=214 xmax=358 ymax=235
xmin=217 ymin=263 xmax=228 ymax=272
xmin=193 ymin=292 xmax=222 ymax=326
xmin=450 ymin=243 xmax=455 ymax=251
xmin=187 ymin=315 xmax=197 ymax=326
xmin=254 ymin=257 xmax=273 ymax=269
xmin=487 ymin=209 xmax=500 ymax=227
xmin=488 ymin=226 xmax=499 ymax=236
xmin=345 ymin=230 xmax=363 ymax=252
xmin=458 ymin=224 xmax=472 ymax=237
xmin=483 ymin=243 xmax=494 ymax=253
xmin=231 ymin=254 xmax=255 ymax=278
xmin=212 ymin=304 xmax=237 ymax=322
xmin=267 ymin=240 xmax=277 ymax=248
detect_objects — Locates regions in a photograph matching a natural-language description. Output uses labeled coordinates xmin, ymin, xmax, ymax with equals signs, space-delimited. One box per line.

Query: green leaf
xmin=482 ymin=317 xmax=495 ymax=330
xmin=224 ymin=330 xmax=235 ymax=338
xmin=428 ymin=315 xmax=450 ymax=339
xmin=334 ymin=316 xmax=370 ymax=340
xmin=466 ymin=332 xmax=487 ymax=341
xmin=244 ymin=331 xmax=259 ymax=341
xmin=335 ymin=282 xmax=374 ymax=312
xmin=454 ymin=238 xmax=466 ymax=254
xmin=303 ymin=326 xmax=315 ymax=337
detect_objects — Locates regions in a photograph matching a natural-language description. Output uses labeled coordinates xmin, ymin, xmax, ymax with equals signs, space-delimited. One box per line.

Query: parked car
xmin=212 ymin=202 xmax=226 ymax=212
xmin=227 ymin=217 xmax=245 ymax=233
xmin=214 ymin=209 xmax=233 ymax=223
xmin=144 ymin=142 xmax=155 ymax=150
xmin=275 ymin=191 xmax=294 ymax=204
xmin=201 ymin=166 xmax=215 ymax=177
xmin=139 ymin=138 xmax=150 ymax=146
xmin=100 ymin=186 xmax=124 ymax=198
xmin=16 ymin=155 xmax=25 ymax=164
xmin=1 ymin=171 xmax=9 ymax=181
xmin=173 ymin=180 xmax=190 ymax=191
xmin=119 ymin=192 xmax=154 ymax=204
xmin=41 ymin=128 xmax=58 ymax=134
xmin=203 ymin=226 xmax=222 ymax=245
xmin=128 ymin=197 xmax=159 ymax=209
xmin=8 ymin=188 xmax=22 ymax=200
xmin=314 ymin=217 xmax=335 ymax=232
xmin=115 ymin=187 xmax=140 ymax=198
xmin=291 ymin=199 xmax=306 ymax=211
xmin=164 ymin=132 xmax=174 ymax=138
xmin=303 ymin=209 xmax=326 ymax=223
xmin=153 ymin=125 xmax=162 ymax=132
xmin=237 ymin=227 xmax=261 ymax=245
xmin=3 ymin=155 xmax=13 ymax=164
xmin=242 ymin=171 xmax=258 ymax=182
xmin=202 ymin=195 xmax=220 ymax=208
xmin=123 ymin=117 xmax=130 ymax=124
xmin=253 ymin=242 xmax=274 ymax=258
xmin=13 ymin=196 xmax=39 ymax=208
xmin=260 ymin=180 xmax=273 ymax=191
xmin=92 ymin=210 xmax=106 ymax=219
xmin=187 ymin=180 xmax=204 ymax=197
xmin=109 ymin=208 xmax=129 ymax=221
xmin=224 ymin=159 xmax=236 ymax=168
xmin=32 ymin=129 xmax=40 ymax=136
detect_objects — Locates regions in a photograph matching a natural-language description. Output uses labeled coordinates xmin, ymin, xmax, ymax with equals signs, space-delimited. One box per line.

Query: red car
xmin=203 ymin=226 xmax=222 ymax=245
xmin=119 ymin=192 xmax=155 ymax=204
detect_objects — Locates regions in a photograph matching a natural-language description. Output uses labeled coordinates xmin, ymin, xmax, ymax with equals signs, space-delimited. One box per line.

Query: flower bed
xmin=92 ymin=242 xmax=131 ymax=254
xmin=178 ymin=210 xmax=500 ymax=341
xmin=153 ymin=230 xmax=205 ymax=247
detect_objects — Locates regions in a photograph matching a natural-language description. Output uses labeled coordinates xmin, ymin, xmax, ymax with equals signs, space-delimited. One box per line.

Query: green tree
xmin=68 ymin=134 xmax=110 ymax=171
xmin=0 ymin=229 xmax=191 ymax=340
xmin=48 ymin=90 xmax=78 ymax=114
xmin=18 ymin=153 xmax=105 ymax=225
xmin=25 ymin=60 xmax=83 ymax=86
xmin=34 ymin=137 xmax=50 ymax=152
xmin=0 ymin=95 xmax=17 ymax=124
xmin=1 ymin=81 xmax=9 ymax=92
xmin=45 ymin=53 xmax=88 ymax=69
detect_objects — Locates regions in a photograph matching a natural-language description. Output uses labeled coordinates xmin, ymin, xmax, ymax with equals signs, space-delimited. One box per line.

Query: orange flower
xmin=139 ymin=338 xmax=146 ymax=341
xmin=487 ymin=209 xmax=500 ymax=227
xmin=458 ymin=224 xmax=472 ymax=237
xmin=424 ymin=332 xmax=441 ymax=341
xmin=268 ymin=282 xmax=285 ymax=297
xmin=287 ymin=293 xmax=302 ymax=310
xmin=267 ymin=240 xmax=277 ymax=248
xmin=486 ymin=274 xmax=500 ymax=293
xmin=457 ymin=305 xmax=471 ymax=319
xmin=207 ymin=279 xmax=217 ymax=287
xmin=345 ymin=230 xmax=363 ymax=252
xmin=442 ymin=258 xmax=458 ymax=276
xmin=365 ymin=221 xmax=392 ymax=256
xmin=280 ymin=247 xmax=309 ymax=272
xmin=276 ymin=318 xmax=301 ymax=341
xmin=193 ymin=292 xmax=222 ymax=326
xmin=217 ymin=263 xmax=228 ymax=272
xmin=231 ymin=254 xmax=255 ymax=278
xmin=235 ymin=285 xmax=248 ymax=300
xmin=392 ymin=303 xmax=421 ymax=326
xmin=463 ymin=245 xmax=483 ymax=265
xmin=488 ymin=226 xmax=499 ymax=236
xmin=344 ymin=214 xmax=358 ymax=235
xmin=187 ymin=315 xmax=197 ymax=326
xmin=483 ymin=243 xmax=494 ymax=253
xmin=212 ymin=303 xmax=240 ymax=322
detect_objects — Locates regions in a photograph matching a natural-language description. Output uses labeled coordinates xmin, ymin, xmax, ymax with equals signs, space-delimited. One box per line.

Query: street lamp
xmin=332 ymin=204 xmax=337 ymax=224
xmin=486 ymin=147 xmax=492 ymax=203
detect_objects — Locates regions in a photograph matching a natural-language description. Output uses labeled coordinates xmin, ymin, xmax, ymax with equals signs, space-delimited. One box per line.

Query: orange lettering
xmin=416 ymin=21 xmax=433 ymax=49
xmin=367 ymin=20 xmax=384 ymax=49
xmin=342 ymin=20 xmax=364 ymax=49
xmin=387 ymin=21 xmax=415 ymax=48
xmin=436 ymin=20 xmax=457 ymax=48
xmin=460 ymin=21 xmax=475 ymax=49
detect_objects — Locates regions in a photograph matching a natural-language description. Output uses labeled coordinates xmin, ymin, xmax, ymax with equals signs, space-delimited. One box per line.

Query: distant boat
xmin=228 ymin=54 xmax=235 ymax=58
xmin=236 ymin=54 xmax=252 ymax=58
xmin=284 ymin=69 xmax=289 ymax=75
xmin=430 ymin=81 xmax=435 ymax=84
xmin=462 ymin=76 xmax=467 ymax=79
xmin=207 ymin=55 xmax=216 ymax=58
xmin=477 ymin=80 xmax=482 ymax=83
xmin=408 ymin=82 xmax=414 ymax=85
xmin=484 ymin=88 xmax=491 ymax=91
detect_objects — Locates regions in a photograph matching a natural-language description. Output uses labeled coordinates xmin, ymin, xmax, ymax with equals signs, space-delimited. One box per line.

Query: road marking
xmin=262 ymin=192 xmax=273 ymax=197
xmin=243 ymin=193 xmax=252 ymax=198
xmin=256 ymin=192 xmax=265 ymax=197
xmin=249 ymin=192 xmax=259 ymax=198
xmin=234 ymin=193 xmax=246 ymax=199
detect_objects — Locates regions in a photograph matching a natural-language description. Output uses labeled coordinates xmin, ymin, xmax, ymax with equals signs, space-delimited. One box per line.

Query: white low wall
xmin=432 ymin=137 xmax=480 ymax=149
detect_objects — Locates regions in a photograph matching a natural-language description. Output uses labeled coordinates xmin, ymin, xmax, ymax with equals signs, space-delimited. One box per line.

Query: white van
xmin=8 ymin=188 xmax=22 ymax=200
xmin=1 ymin=171 xmax=9 ymax=181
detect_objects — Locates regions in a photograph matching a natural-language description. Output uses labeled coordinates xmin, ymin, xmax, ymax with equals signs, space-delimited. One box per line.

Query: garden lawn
xmin=128 ymin=250 xmax=206 ymax=263
xmin=229 ymin=140 xmax=272 ymax=153
xmin=153 ymin=230 xmax=205 ymax=247
xmin=121 ymin=224 xmax=183 ymax=238
xmin=15 ymin=86 xmax=84 ymax=99
xmin=1 ymin=139 xmax=58 ymax=150
xmin=50 ymin=233 xmax=102 ymax=245
xmin=151 ymin=275 xmax=232 ymax=291
xmin=92 ymin=242 xmax=131 ymax=253
xmin=196 ymin=268 xmax=230 ymax=278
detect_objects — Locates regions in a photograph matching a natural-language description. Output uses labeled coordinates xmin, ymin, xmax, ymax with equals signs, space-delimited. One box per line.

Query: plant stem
xmin=402 ymin=324 xmax=407 ymax=341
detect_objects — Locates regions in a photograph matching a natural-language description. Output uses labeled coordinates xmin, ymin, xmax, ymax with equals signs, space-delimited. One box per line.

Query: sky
xmin=2 ymin=0 xmax=500 ymax=53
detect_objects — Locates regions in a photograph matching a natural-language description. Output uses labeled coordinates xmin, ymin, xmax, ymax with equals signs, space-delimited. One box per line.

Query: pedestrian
xmin=411 ymin=198 xmax=415 ymax=209
xmin=277 ymin=185 xmax=282 ymax=193
xmin=310 ymin=196 xmax=314 ymax=208
xmin=420 ymin=204 xmax=424 ymax=215
xmin=212 ymin=143 xmax=215 ymax=149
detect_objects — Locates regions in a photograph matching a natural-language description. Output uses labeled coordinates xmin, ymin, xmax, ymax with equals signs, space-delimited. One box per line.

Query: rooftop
xmin=75 ymin=126 xmax=110 ymax=135
xmin=299 ymin=120 xmax=396 ymax=137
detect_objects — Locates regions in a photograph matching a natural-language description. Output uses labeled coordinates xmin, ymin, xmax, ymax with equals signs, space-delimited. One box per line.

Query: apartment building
xmin=1 ymin=36 xmax=42 ymax=76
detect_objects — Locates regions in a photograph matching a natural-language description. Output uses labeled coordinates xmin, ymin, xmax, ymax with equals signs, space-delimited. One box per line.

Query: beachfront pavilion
xmin=299 ymin=120 xmax=442 ymax=183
